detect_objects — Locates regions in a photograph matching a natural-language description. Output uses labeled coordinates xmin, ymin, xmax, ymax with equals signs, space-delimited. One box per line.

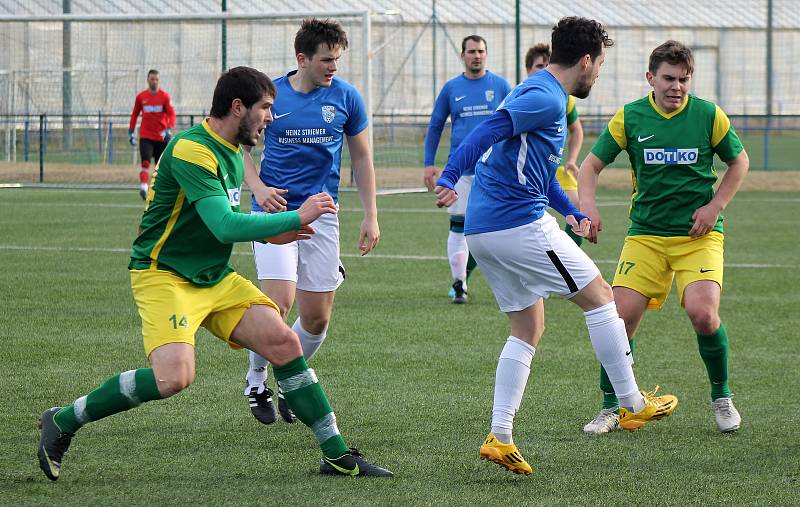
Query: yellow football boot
xmin=618 ymin=386 xmax=678 ymax=431
xmin=479 ymin=434 xmax=532 ymax=476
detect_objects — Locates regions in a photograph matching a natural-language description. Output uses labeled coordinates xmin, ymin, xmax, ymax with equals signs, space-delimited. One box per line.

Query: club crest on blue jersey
xmin=485 ymin=90 xmax=495 ymax=102
xmin=321 ymin=105 xmax=335 ymax=123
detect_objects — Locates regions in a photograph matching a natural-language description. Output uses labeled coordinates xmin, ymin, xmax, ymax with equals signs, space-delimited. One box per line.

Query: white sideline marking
xmin=0 ymin=201 xmax=633 ymax=211
xmin=0 ymin=244 xmax=793 ymax=269
xmin=3 ymin=197 xmax=796 ymax=209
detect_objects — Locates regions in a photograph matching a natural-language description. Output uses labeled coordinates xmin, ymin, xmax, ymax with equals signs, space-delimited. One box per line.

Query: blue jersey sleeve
xmin=503 ymin=87 xmax=563 ymax=136
xmin=424 ymin=83 xmax=451 ymax=166
xmin=436 ymin=109 xmax=513 ymax=190
xmin=343 ymin=88 xmax=368 ymax=137
xmin=546 ymin=176 xmax=586 ymax=221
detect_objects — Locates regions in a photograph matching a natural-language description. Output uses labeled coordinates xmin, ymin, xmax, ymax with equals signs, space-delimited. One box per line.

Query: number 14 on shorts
xmin=169 ymin=314 xmax=189 ymax=329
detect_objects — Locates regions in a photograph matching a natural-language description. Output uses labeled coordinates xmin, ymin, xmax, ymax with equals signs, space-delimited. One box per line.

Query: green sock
xmin=274 ymin=356 xmax=349 ymax=459
xmin=697 ymin=323 xmax=733 ymax=400
xmin=465 ymin=253 xmax=478 ymax=282
xmin=54 ymin=368 xmax=162 ymax=434
xmin=599 ymin=338 xmax=635 ymax=410
xmin=565 ymin=222 xmax=584 ymax=246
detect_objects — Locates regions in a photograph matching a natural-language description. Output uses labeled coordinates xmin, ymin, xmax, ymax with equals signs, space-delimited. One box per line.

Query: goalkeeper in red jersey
xmin=129 ymin=69 xmax=176 ymax=200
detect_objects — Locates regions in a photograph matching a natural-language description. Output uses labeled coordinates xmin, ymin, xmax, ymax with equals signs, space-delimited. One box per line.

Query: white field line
xmin=0 ymin=244 xmax=793 ymax=269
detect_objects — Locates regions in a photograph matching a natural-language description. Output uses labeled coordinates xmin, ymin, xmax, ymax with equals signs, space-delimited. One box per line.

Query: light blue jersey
xmin=466 ymin=70 xmax=568 ymax=235
xmin=254 ymin=72 xmax=368 ymax=211
xmin=424 ymin=71 xmax=511 ymax=175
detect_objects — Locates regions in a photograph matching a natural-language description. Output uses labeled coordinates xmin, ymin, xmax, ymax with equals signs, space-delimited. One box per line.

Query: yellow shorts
xmin=130 ymin=269 xmax=279 ymax=357
xmin=611 ymin=232 xmax=724 ymax=309
xmin=555 ymin=166 xmax=578 ymax=191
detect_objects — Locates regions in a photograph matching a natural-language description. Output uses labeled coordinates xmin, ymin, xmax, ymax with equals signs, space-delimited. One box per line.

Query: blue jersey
xmin=253 ymin=72 xmax=368 ymax=211
xmin=424 ymin=71 xmax=511 ymax=175
xmin=466 ymin=70 xmax=567 ymax=235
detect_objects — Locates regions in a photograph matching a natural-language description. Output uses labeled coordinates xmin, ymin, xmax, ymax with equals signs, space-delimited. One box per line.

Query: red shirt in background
xmin=129 ymin=89 xmax=176 ymax=141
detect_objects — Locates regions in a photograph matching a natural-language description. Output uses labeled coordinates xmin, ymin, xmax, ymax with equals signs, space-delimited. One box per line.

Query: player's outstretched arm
xmin=435 ymin=109 xmax=514 ymax=208
xmin=689 ymin=149 xmax=750 ymax=237
xmin=347 ymin=130 xmax=380 ymax=256
xmin=194 ymin=193 xmax=333 ymax=244
xmin=578 ymin=152 xmax=608 ymax=244
xmin=264 ymin=193 xmax=338 ymax=245
xmin=296 ymin=192 xmax=338 ymax=225
xmin=243 ymin=147 xmax=288 ymax=212
xmin=547 ymin=176 xmax=590 ymax=236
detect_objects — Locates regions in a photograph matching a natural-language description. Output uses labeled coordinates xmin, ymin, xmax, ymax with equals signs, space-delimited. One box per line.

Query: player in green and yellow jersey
xmin=526 ymin=43 xmax=585 ymax=245
xmin=578 ymin=41 xmax=749 ymax=434
xmin=37 ymin=66 xmax=392 ymax=481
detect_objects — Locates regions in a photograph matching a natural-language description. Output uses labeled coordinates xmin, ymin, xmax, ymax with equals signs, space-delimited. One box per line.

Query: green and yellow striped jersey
xmin=591 ymin=93 xmax=743 ymax=237
xmin=566 ymin=95 xmax=579 ymax=126
xmin=129 ymin=120 xmax=245 ymax=286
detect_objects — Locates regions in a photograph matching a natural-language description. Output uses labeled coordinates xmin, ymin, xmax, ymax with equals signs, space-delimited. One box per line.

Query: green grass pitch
xmin=0 ymin=188 xmax=798 ymax=505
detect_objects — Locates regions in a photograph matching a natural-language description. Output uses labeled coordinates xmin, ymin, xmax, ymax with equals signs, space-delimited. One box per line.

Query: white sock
xmin=447 ymin=230 xmax=468 ymax=282
xmin=245 ymin=351 xmax=269 ymax=395
xmin=584 ymin=302 xmax=644 ymax=412
xmin=491 ymin=336 xmax=536 ymax=442
xmin=292 ymin=318 xmax=326 ymax=360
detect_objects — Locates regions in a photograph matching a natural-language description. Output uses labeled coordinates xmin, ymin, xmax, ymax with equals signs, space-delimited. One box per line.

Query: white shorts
xmin=251 ymin=211 xmax=344 ymax=292
xmin=466 ymin=212 xmax=601 ymax=312
xmin=448 ymin=175 xmax=473 ymax=216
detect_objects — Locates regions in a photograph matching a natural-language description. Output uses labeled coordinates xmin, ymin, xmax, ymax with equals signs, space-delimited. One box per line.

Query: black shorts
xmin=139 ymin=138 xmax=167 ymax=165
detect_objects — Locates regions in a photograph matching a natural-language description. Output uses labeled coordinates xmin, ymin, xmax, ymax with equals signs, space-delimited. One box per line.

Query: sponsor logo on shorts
xmin=643 ymin=148 xmax=698 ymax=165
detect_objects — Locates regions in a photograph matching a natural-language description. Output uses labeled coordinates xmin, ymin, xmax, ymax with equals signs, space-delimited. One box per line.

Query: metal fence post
xmin=23 ymin=118 xmax=29 ymax=162
xmin=38 ymin=113 xmax=45 ymax=182
xmin=98 ymin=110 xmax=102 ymax=159
xmin=108 ymin=121 xmax=113 ymax=163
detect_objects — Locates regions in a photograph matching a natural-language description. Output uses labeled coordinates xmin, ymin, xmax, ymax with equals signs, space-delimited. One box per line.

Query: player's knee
xmin=156 ymin=371 xmax=195 ymax=398
xmin=273 ymin=302 xmax=292 ymax=320
xmin=687 ymin=307 xmax=720 ymax=335
xmin=301 ymin=315 xmax=329 ymax=335
xmin=584 ymin=276 xmax=614 ymax=306
xmin=266 ymin=326 xmax=304 ymax=362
